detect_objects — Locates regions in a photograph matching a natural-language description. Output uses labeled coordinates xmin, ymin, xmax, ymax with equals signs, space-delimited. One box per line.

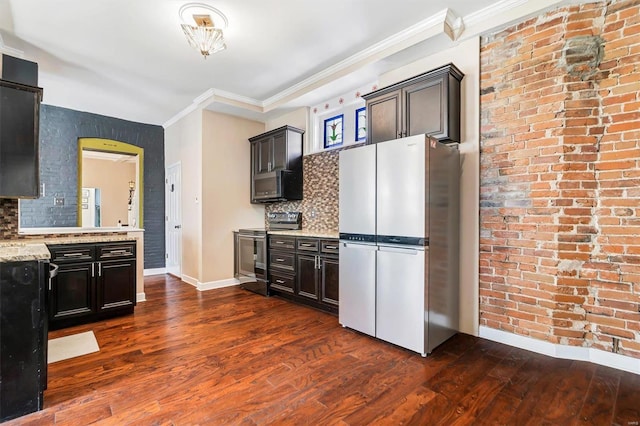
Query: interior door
xmin=165 ymin=162 xmax=182 ymax=277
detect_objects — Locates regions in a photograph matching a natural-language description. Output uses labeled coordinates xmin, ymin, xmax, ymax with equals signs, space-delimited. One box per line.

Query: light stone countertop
xmin=0 ymin=235 xmax=139 ymax=263
xmin=267 ymin=230 xmax=339 ymax=239
xmin=0 ymin=243 xmax=50 ymax=262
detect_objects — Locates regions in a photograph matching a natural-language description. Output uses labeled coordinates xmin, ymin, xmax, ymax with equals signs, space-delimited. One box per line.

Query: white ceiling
xmin=0 ymin=0 xmax=575 ymax=126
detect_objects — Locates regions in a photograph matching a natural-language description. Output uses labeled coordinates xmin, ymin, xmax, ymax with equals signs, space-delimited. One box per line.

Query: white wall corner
xmin=181 ymin=274 xmax=199 ymax=287
xmin=479 ymin=326 xmax=640 ymax=375
xmin=196 ymin=278 xmax=240 ymax=292
xmin=136 ymin=292 xmax=146 ymax=303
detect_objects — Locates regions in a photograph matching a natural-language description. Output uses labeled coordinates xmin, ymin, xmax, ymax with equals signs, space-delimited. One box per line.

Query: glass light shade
xmin=181 ymin=24 xmax=226 ymax=58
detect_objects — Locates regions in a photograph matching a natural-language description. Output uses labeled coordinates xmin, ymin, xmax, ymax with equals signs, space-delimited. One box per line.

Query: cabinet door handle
xmin=91 ymin=263 xmax=95 ymax=277
xmin=317 ymin=256 xmax=322 ymax=270
xmin=109 ymin=249 xmax=129 ymax=255
xmin=98 ymin=262 xmax=102 ymax=277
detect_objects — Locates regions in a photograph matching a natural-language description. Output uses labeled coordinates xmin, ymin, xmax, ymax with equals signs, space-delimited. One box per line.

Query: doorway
xmin=165 ymin=162 xmax=182 ymax=277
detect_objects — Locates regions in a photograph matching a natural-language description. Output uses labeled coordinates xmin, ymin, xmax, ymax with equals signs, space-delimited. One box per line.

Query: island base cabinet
xmin=47 ymin=242 xmax=136 ymax=330
xmin=49 ymin=262 xmax=95 ymax=323
xmin=97 ymin=260 xmax=136 ymax=311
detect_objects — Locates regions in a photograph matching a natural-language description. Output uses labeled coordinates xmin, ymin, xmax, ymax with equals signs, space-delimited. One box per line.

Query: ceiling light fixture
xmin=179 ymin=3 xmax=228 ymax=59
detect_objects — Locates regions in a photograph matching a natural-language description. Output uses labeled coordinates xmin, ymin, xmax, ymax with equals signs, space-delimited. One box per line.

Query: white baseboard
xmin=136 ymin=292 xmax=146 ymax=303
xmin=181 ymin=274 xmax=198 ymax=287
xmin=196 ymin=278 xmax=240 ymax=291
xmin=180 ymin=274 xmax=239 ymax=291
xmin=479 ymin=326 xmax=640 ymax=375
xmin=144 ymin=268 xmax=166 ymax=276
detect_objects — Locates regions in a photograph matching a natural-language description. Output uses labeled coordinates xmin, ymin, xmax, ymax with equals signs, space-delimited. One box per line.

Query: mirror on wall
xmin=19 ymin=138 xmax=143 ymax=229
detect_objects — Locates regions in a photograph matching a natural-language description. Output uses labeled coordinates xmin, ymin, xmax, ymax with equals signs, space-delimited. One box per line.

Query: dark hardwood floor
xmin=10 ymin=274 xmax=639 ymax=425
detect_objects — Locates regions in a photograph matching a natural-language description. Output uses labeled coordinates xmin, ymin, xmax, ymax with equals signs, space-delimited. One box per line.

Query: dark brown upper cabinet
xmin=0 ymin=79 xmax=43 ymax=198
xmin=250 ymin=125 xmax=303 ymax=175
xmin=363 ymin=63 xmax=464 ymax=144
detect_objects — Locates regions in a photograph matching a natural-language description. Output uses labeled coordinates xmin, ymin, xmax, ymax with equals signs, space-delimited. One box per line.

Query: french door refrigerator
xmin=339 ymin=134 xmax=460 ymax=356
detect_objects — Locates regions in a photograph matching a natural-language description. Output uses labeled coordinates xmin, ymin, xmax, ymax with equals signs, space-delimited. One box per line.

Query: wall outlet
xmin=54 ymin=197 xmax=64 ymax=206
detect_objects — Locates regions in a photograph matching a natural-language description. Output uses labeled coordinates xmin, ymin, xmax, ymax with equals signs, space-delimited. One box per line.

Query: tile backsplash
xmin=266 ymin=144 xmax=363 ymax=232
xmin=0 ymin=199 xmax=20 ymax=239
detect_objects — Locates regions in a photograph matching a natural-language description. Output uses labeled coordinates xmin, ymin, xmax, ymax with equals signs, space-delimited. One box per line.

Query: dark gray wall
xmin=20 ymin=105 xmax=165 ymax=268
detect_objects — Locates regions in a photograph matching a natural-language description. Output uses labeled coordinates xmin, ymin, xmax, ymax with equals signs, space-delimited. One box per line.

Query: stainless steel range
xmin=234 ymin=212 xmax=301 ymax=296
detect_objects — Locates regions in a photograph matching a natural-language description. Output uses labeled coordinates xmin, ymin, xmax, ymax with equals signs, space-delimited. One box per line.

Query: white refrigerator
xmin=338 ymin=134 xmax=460 ymax=356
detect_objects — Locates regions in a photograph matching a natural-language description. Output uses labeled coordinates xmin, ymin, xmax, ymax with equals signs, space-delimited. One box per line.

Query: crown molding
xmin=0 ymin=34 xmax=24 ymax=57
xmin=165 ymin=0 xmax=576 ymax=127
xmin=261 ymin=8 xmax=452 ymax=111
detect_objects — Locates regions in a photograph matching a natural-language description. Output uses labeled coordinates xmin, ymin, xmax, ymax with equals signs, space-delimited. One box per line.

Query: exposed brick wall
xmin=480 ymin=0 xmax=640 ymax=358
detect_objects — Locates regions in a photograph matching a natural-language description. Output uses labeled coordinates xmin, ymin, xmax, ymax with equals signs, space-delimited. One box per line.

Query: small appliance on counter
xmin=234 ymin=212 xmax=302 ymax=296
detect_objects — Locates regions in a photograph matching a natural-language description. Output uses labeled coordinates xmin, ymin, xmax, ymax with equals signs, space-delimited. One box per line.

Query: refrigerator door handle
xmin=377 ymin=246 xmax=421 ymax=255
xmin=341 ymin=242 xmax=378 ymax=250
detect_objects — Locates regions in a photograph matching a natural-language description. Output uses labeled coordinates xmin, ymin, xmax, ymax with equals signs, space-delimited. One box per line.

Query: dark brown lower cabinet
xmin=47 ymin=242 xmax=136 ymax=330
xmin=320 ymin=256 xmax=339 ymax=306
xmin=296 ymin=254 xmax=319 ymax=300
xmin=49 ymin=262 xmax=95 ymax=323
xmin=97 ymin=260 xmax=136 ymax=312
xmin=267 ymin=235 xmax=339 ymax=314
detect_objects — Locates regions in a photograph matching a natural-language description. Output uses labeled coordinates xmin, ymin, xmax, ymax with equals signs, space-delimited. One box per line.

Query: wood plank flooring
xmin=9 ymin=274 xmax=640 ymax=425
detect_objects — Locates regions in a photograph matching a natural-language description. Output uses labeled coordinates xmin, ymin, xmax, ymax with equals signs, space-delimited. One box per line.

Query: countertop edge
xmin=267 ymin=230 xmax=339 ymax=239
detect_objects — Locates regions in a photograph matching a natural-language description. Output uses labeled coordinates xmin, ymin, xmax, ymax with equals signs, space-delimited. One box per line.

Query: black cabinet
xmin=250 ymin=126 xmax=303 ymax=174
xmin=47 ymin=241 xmax=136 ymax=330
xmin=268 ymin=236 xmax=296 ymax=294
xmin=0 ymin=79 xmax=42 ymax=198
xmin=268 ymin=235 xmax=339 ymax=313
xmin=249 ymin=126 xmax=304 ymax=203
xmin=363 ymin=63 xmax=464 ymax=144
xmin=0 ymin=260 xmax=47 ymax=421
xmin=296 ymin=254 xmax=319 ymax=300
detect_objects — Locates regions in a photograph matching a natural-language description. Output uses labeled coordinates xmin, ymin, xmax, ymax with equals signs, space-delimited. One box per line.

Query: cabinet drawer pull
xmin=109 ymin=249 xmax=130 ymax=255
xmin=275 ymin=241 xmax=285 ymax=244
xmin=275 ymin=258 xmax=285 ymax=262
xmin=63 ymin=252 xmax=85 ymax=257
xmin=275 ymin=279 xmax=285 ymax=284
xmin=300 ymin=243 xmax=313 ymax=247
xmin=325 ymin=245 xmax=337 ymax=250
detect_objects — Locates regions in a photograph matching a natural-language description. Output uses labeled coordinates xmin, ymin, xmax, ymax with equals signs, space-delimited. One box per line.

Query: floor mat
xmin=48 ymin=331 xmax=99 ymax=363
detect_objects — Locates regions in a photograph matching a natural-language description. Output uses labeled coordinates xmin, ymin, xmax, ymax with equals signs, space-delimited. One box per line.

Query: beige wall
xmin=379 ymin=37 xmax=480 ymax=336
xmin=202 ymin=110 xmax=265 ymax=283
xmin=266 ymin=108 xmax=308 ymax=133
xmin=164 ymin=108 xmax=203 ymax=282
xmin=82 ymin=158 xmax=136 ymax=227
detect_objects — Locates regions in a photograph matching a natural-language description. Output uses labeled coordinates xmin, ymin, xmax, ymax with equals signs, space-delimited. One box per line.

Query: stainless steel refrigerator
xmin=338 ymin=134 xmax=460 ymax=356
